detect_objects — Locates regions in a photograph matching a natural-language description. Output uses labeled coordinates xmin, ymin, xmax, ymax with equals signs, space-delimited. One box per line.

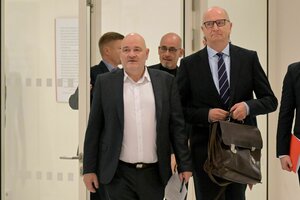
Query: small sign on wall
xmin=55 ymin=18 xmax=79 ymax=102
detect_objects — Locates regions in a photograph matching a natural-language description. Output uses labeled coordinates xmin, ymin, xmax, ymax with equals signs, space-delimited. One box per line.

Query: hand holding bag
xmin=203 ymin=120 xmax=263 ymax=186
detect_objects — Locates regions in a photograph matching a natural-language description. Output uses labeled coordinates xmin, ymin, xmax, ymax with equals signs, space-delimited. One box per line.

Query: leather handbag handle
xmin=227 ymin=112 xmax=244 ymax=124
xmin=205 ymin=123 xmax=231 ymax=187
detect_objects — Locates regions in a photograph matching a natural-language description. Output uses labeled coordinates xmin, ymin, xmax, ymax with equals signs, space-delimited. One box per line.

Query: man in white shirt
xmin=83 ymin=33 xmax=192 ymax=200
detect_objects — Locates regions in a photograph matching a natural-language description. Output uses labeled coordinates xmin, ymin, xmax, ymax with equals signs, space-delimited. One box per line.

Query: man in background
xmin=68 ymin=32 xmax=124 ymax=200
xmin=148 ymin=32 xmax=184 ymax=76
xmin=68 ymin=32 xmax=124 ymax=109
xmin=148 ymin=32 xmax=184 ymax=173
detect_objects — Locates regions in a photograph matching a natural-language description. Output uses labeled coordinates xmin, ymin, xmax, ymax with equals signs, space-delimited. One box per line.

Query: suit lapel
xmin=199 ymin=49 xmax=221 ymax=104
xmin=114 ymin=69 xmax=124 ymax=130
xmin=148 ymin=69 xmax=162 ymax=129
xmin=229 ymin=45 xmax=242 ymax=107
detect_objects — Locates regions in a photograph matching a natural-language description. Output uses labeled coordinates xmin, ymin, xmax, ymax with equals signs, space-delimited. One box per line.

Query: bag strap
xmin=205 ymin=122 xmax=231 ymax=187
xmin=214 ymin=186 xmax=227 ymax=200
xmin=227 ymin=112 xmax=244 ymax=124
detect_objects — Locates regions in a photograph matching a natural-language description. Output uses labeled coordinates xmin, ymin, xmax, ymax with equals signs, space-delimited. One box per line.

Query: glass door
xmin=1 ymin=0 xmax=90 ymax=199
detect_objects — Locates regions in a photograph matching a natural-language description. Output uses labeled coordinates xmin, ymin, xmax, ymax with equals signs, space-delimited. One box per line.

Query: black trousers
xmin=191 ymin=141 xmax=247 ymax=200
xmin=91 ymin=192 xmax=100 ymax=200
xmin=97 ymin=162 xmax=165 ymax=200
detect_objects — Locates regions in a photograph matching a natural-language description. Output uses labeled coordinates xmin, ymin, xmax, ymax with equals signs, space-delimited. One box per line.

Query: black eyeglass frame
xmin=158 ymin=46 xmax=181 ymax=53
xmin=203 ymin=19 xmax=230 ymax=29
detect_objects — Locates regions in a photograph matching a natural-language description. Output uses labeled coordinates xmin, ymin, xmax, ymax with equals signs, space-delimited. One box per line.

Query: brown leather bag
xmin=204 ymin=120 xmax=263 ymax=186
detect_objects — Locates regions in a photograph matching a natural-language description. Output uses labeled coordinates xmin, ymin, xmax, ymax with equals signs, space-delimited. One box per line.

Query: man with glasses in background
xmin=68 ymin=32 xmax=124 ymax=110
xmin=148 ymin=32 xmax=184 ymax=77
xmin=176 ymin=6 xmax=277 ymax=199
xmin=148 ymin=33 xmax=184 ymax=174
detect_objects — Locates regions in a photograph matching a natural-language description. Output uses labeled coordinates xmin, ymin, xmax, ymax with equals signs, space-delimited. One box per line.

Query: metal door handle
xmin=59 ymin=156 xmax=80 ymax=160
xmin=60 ymin=152 xmax=83 ymax=162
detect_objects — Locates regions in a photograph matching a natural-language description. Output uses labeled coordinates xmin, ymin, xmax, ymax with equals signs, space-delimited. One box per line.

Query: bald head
xmin=202 ymin=6 xmax=230 ymax=23
xmin=201 ymin=6 xmax=232 ymax=52
xmin=122 ymin=33 xmax=147 ymax=49
xmin=160 ymin=32 xmax=182 ymax=48
xmin=158 ymin=32 xmax=183 ymax=69
xmin=120 ymin=33 xmax=149 ymax=81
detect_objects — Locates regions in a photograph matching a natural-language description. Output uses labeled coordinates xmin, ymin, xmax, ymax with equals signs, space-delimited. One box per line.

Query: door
xmin=1 ymin=0 xmax=90 ymax=199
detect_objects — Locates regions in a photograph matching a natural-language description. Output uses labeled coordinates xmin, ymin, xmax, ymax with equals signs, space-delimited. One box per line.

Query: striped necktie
xmin=217 ymin=53 xmax=230 ymax=109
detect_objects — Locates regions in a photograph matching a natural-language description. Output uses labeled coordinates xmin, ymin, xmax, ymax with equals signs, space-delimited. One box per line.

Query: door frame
xmin=79 ymin=0 xmax=92 ymax=199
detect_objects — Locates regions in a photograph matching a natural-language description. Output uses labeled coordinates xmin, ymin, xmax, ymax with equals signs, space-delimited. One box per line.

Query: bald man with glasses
xmin=176 ymin=6 xmax=277 ymax=200
xmin=148 ymin=33 xmax=185 ymax=175
xmin=148 ymin=32 xmax=184 ymax=77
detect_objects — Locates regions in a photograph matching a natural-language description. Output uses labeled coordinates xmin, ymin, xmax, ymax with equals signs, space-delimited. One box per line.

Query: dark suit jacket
xmin=277 ymin=62 xmax=300 ymax=157
xmin=90 ymin=61 xmax=109 ymax=89
xmin=68 ymin=61 xmax=109 ymax=109
xmin=176 ymin=44 xmax=277 ymax=148
xmin=83 ymin=68 xmax=192 ymax=185
xmin=148 ymin=63 xmax=177 ymax=76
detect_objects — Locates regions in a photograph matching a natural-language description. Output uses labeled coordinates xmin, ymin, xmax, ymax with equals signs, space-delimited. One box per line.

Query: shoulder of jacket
xmin=147 ymin=64 xmax=160 ymax=69
xmin=230 ymin=44 xmax=256 ymax=55
xmin=288 ymin=62 xmax=300 ymax=71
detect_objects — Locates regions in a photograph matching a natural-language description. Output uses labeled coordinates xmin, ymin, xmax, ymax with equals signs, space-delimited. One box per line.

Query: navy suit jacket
xmin=277 ymin=62 xmax=300 ymax=157
xmin=176 ymin=44 xmax=277 ymax=148
xmin=83 ymin=68 xmax=192 ymax=185
xmin=90 ymin=61 xmax=109 ymax=89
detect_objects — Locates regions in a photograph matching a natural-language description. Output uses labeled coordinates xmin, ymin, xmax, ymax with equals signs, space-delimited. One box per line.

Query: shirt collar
xmin=207 ymin=43 xmax=230 ymax=58
xmin=123 ymin=66 xmax=151 ymax=84
xmin=102 ymin=60 xmax=117 ymax=72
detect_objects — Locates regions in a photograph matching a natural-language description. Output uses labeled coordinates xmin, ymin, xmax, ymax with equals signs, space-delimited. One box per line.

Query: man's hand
xmin=170 ymin=154 xmax=177 ymax=174
xmin=280 ymin=156 xmax=293 ymax=172
xmin=179 ymin=171 xmax=192 ymax=183
xmin=230 ymin=102 xmax=247 ymax=121
xmin=208 ymin=108 xmax=229 ymax=122
xmin=83 ymin=173 xmax=99 ymax=193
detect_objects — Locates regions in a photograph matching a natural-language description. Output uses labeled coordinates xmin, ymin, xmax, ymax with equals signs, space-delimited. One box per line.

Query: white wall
xmin=96 ymin=0 xmax=183 ymax=67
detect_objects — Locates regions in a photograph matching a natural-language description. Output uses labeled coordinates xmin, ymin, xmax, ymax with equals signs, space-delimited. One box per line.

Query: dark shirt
xmin=148 ymin=63 xmax=177 ymax=76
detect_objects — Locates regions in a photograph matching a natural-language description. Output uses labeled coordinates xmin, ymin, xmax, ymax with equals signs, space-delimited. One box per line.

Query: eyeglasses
xmin=203 ymin=19 xmax=230 ymax=29
xmin=159 ymin=46 xmax=180 ymax=53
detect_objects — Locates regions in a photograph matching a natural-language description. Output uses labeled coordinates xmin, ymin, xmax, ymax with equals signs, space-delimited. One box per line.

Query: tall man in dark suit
xmin=176 ymin=6 xmax=277 ymax=200
xmin=277 ymin=62 xmax=300 ymax=184
xmin=68 ymin=32 xmax=124 ymax=109
xmin=83 ymin=33 xmax=192 ymax=200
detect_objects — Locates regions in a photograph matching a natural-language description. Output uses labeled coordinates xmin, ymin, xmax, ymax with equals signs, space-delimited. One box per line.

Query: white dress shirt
xmin=119 ymin=68 xmax=158 ymax=163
